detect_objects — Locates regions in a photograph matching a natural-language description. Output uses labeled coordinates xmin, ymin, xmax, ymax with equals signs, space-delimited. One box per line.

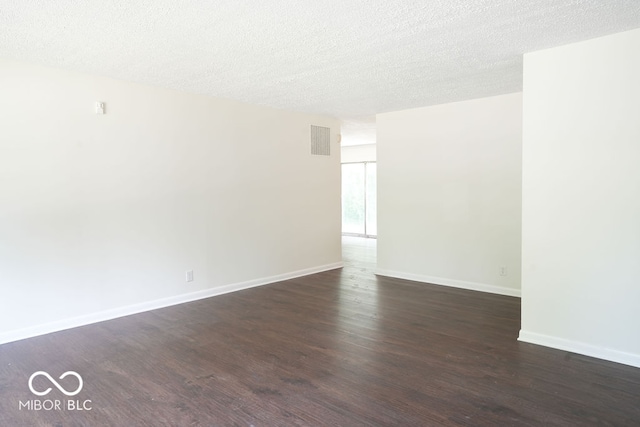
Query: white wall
xmin=341 ymin=144 xmax=376 ymax=163
xmin=376 ymin=93 xmax=522 ymax=296
xmin=0 ymin=59 xmax=341 ymax=343
xmin=520 ymin=29 xmax=640 ymax=368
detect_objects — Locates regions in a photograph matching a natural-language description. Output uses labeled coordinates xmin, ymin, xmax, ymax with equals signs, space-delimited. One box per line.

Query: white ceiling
xmin=1 ymin=1 xmax=639 ymax=145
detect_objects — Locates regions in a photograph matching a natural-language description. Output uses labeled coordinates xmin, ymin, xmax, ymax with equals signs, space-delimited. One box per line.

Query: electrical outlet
xmin=186 ymin=270 xmax=194 ymax=282
xmin=500 ymin=266 xmax=507 ymax=277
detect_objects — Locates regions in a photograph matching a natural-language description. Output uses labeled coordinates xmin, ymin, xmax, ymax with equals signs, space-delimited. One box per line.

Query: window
xmin=342 ymin=162 xmax=376 ymax=237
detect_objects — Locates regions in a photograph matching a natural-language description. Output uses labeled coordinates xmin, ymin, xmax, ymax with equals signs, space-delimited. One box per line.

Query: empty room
xmin=1 ymin=1 xmax=639 ymax=426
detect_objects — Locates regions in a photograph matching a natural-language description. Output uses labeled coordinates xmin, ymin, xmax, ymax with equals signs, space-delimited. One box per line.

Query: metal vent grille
xmin=310 ymin=125 xmax=330 ymax=156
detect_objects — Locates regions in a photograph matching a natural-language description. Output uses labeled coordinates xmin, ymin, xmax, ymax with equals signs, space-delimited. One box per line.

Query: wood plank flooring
xmin=1 ymin=236 xmax=639 ymax=426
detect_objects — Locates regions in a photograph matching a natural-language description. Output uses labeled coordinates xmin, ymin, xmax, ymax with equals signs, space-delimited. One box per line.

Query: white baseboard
xmin=518 ymin=330 xmax=640 ymax=369
xmin=375 ymin=268 xmax=521 ymax=298
xmin=0 ymin=262 xmax=343 ymax=346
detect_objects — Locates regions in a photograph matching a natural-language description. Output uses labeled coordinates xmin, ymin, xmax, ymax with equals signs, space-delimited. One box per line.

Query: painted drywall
xmin=520 ymin=29 xmax=640 ymax=368
xmin=376 ymin=93 xmax=522 ymax=297
xmin=341 ymin=144 xmax=376 ymax=163
xmin=0 ymin=59 xmax=341 ymax=343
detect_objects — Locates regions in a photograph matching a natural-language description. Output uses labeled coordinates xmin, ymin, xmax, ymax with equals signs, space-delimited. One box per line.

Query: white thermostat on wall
xmin=95 ymin=101 xmax=105 ymax=115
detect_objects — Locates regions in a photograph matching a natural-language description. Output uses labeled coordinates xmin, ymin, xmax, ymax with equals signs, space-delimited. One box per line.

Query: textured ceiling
xmin=1 ymin=1 xmax=640 ymax=144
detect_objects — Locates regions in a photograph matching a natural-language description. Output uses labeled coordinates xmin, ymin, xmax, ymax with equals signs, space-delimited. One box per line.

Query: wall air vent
xmin=310 ymin=125 xmax=331 ymax=156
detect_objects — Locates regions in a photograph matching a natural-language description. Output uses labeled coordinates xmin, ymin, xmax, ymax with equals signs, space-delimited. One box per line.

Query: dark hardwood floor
xmin=1 ymin=236 xmax=639 ymax=426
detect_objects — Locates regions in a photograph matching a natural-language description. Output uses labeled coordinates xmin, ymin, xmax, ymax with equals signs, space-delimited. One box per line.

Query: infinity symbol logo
xmin=28 ymin=371 xmax=83 ymax=397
